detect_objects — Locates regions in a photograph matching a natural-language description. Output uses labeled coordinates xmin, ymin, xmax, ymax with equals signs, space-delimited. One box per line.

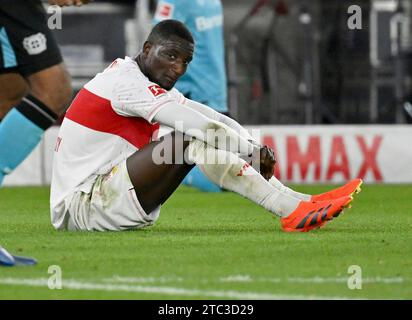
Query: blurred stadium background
xmin=1 ymin=0 xmax=412 ymax=301
xmin=3 ymin=0 xmax=412 ymax=186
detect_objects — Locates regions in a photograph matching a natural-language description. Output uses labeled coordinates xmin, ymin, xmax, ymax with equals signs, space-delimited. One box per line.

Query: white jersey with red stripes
xmin=50 ymin=56 xmax=185 ymax=229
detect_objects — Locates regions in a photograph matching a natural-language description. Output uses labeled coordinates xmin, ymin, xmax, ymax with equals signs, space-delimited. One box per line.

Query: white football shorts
xmin=65 ymin=160 xmax=160 ymax=231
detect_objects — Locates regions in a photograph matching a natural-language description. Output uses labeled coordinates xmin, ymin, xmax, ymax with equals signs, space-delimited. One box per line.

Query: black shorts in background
xmin=0 ymin=0 xmax=63 ymax=77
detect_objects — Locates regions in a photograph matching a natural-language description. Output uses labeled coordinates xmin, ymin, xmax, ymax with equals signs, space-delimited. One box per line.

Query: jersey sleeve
xmin=169 ymin=87 xmax=186 ymax=104
xmin=110 ymin=77 xmax=177 ymax=123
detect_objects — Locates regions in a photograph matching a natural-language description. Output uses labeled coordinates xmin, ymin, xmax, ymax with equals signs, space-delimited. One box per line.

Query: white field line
xmin=103 ymin=276 xmax=185 ymax=284
xmin=103 ymin=275 xmax=405 ymax=285
xmin=0 ymin=278 xmax=362 ymax=300
xmin=219 ymin=275 xmax=405 ymax=284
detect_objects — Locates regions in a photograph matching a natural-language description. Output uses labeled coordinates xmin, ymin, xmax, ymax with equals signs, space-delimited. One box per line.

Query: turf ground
xmin=0 ymin=185 xmax=411 ymax=300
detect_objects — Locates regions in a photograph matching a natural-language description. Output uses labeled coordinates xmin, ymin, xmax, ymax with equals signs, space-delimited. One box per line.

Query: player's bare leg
xmin=126 ymin=132 xmax=195 ymax=214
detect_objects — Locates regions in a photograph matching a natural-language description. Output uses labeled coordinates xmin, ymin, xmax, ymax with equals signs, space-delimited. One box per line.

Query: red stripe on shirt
xmin=65 ymin=88 xmax=159 ymax=149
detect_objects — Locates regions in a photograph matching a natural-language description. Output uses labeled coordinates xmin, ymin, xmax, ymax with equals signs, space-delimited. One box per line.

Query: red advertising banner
xmin=246 ymin=125 xmax=412 ymax=184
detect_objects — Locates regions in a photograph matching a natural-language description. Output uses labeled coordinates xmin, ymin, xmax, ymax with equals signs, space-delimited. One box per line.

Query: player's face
xmin=144 ymin=36 xmax=194 ymax=90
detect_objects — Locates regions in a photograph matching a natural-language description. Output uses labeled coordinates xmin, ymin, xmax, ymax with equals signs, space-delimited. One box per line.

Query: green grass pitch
xmin=0 ymin=185 xmax=411 ymax=299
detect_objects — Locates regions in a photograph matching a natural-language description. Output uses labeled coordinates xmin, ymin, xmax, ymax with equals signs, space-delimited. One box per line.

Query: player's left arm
xmin=183 ymin=98 xmax=276 ymax=178
xmin=48 ymin=0 xmax=92 ymax=6
xmin=183 ymin=98 xmax=259 ymax=146
xmin=153 ymin=101 xmax=257 ymax=156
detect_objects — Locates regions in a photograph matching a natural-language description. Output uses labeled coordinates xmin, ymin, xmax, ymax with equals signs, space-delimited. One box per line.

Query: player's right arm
xmin=152 ymin=101 xmax=256 ymax=156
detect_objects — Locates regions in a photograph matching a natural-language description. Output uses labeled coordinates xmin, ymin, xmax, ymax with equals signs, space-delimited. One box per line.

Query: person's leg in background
xmin=182 ymin=165 xmax=222 ymax=192
xmin=0 ymin=64 xmax=72 ymax=186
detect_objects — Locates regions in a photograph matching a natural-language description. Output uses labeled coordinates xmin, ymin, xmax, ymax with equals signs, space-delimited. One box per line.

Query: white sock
xmin=187 ymin=139 xmax=299 ymax=217
xmin=268 ymin=176 xmax=312 ymax=201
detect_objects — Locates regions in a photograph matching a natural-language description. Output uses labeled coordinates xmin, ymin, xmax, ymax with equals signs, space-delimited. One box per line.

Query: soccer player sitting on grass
xmin=50 ymin=20 xmax=362 ymax=233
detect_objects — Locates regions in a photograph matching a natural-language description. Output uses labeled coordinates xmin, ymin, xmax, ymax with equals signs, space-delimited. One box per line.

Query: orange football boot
xmin=281 ymin=195 xmax=353 ymax=232
xmin=311 ymin=179 xmax=363 ymax=202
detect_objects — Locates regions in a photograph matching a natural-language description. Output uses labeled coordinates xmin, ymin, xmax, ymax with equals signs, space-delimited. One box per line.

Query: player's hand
xmin=259 ymin=145 xmax=276 ymax=180
xmin=48 ymin=0 xmax=92 ymax=6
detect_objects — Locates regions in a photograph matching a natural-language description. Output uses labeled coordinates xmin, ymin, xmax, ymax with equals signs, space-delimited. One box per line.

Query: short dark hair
xmin=147 ymin=20 xmax=194 ymax=45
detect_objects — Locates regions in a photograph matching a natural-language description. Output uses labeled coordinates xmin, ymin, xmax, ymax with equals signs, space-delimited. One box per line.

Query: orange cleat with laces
xmin=281 ymin=196 xmax=353 ymax=232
